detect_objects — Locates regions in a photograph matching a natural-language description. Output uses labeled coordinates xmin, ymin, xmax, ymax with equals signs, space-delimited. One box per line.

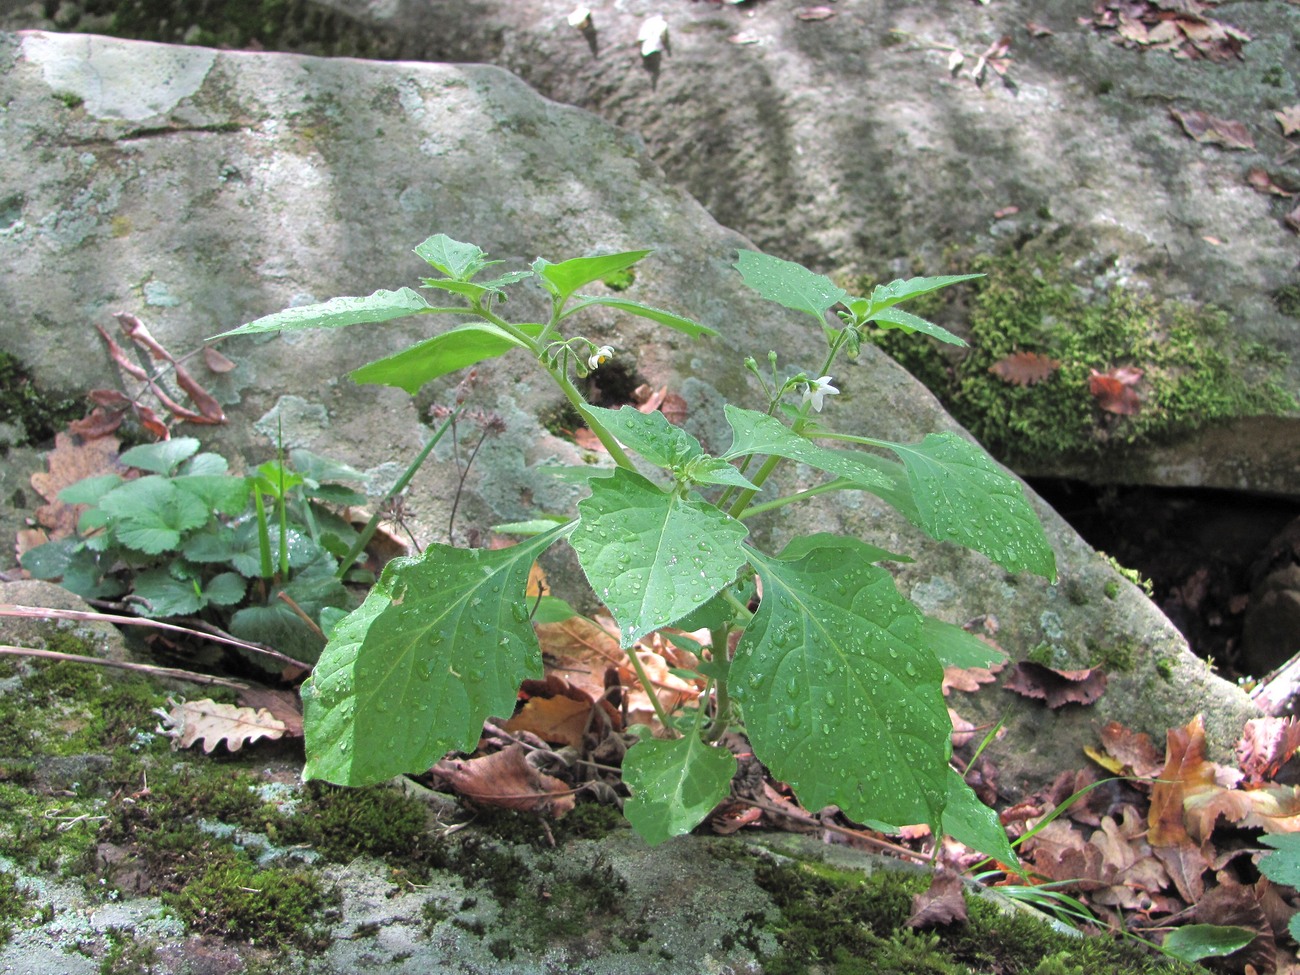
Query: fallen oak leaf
xmin=31 ymin=431 xmax=126 ymax=538
xmin=1003 ymin=661 xmax=1108 ymax=708
xmin=153 ymin=697 xmax=287 ymax=753
xmin=1170 ymin=107 xmax=1255 ymax=149
xmin=235 ymin=687 xmax=304 ymax=738
xmin=988 ymin=351 xmax=1061 ymax=386
xmin=433 ymin=744 xmax=575 ymax=818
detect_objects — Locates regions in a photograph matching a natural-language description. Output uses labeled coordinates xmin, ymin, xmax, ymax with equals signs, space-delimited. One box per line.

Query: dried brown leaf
xmin=1238 ymin=717 xmax=1300 ymax=785
xmin=31 ymin=432 xmax=125 ymax=538
xmin=1195 ymin=879 xmax=1276 ymax=974
xmin=793 ymin=6 xmax=835 ymax=21
xmin=505 ymin=693 xmax=597 ymax=749
xmin=203 ymin=346 xmax=237 ymax=373
xmin=235 ymin=688 xmax=304 ymax=738
xmin=1170 ymin=108 xmax=1255 ymax=149
xmin=154 ymin=697 xmax=287 ymax=754
xmin=943 ymin=662 xmax=1002 ymax=695
xmin=988 ymin=351 xmax=1061 ymax=386
xmin=1089 ymin=366 xmax=1144 ymax=415
xmin=1098 ymin=721 xmax=1166 ymax=779
xmin=1247 ymin=169 xmax=1297 ymax=198
xmin=907 ymin=871 xmax=968 ymax=928
xmin=1276 ymin=105 xmax=1300 ymax=137
xmin=1003 ymin=661 xmax=1108 ymax=708
xmin=433 ymin=744 xmax=574 ymax=818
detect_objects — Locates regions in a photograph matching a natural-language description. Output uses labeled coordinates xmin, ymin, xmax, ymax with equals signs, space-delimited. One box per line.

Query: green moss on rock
xmin=867 ymin=254 xmax=1295 ymax=467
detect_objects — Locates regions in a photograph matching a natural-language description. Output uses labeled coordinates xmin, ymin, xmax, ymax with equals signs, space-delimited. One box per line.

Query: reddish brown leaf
xmin=906 ymin=871 xmax=968 ymax=928
xmin=203 ymin=346 xmax=237 ymax=373
xmin=709 ymin=801 xmax=764 ymax=835
xmin=68 ymin=406 xmax=125 ymax=438
xmin=1026 ymin=21 xmax=1054 ymax=36
xmin=1089 ymin=366 xmax=1144 ymax=415
xmin=504 ymin=696 xmax=594 ymax=748
xmin=943 ymin=661 xmax=1002 ymax=695
xmin=1154 ymin=841 xmax=1210 ymax=904
xmin=31 ymin=432 xmax=126 ymax=538
xmin=1003 ymin=661 xmax=1108 ymax=708
xmin=1238 ymin=717 xmax=1300 ymax=785
xmin=1247 ymin=168 xmax=1297 ymax=198
xmin=1170 ymin=108 xmax=1255 ymax=149
xmin=988 ymin=351 xmax=1061 ymax=386
xmin=433 ymin=744 xmax=574 ymax=818
xmin=1149 ymin=715 xmax=1218 ymax=846
xmin=950 ymin=708 xmax=980 ymax=749
xmin=1098 ymin=721 xmax=1166 ymax=779
xmin=793 ymin=6 xmax=835 ymax=21
xmin=992 ymin=206 xmax=1020 ymax=219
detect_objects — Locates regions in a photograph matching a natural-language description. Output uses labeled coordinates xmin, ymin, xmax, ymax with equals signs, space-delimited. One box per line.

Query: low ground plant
xmin=206 ymin=236 xmax=1056 ymax=857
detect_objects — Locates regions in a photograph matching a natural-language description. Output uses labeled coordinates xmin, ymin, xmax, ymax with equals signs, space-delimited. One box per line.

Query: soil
xmin=1031 ymin=478 xmax=1300 ymax=681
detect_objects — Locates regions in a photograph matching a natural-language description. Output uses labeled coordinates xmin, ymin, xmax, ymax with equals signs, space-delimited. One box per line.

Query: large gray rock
xmin=8 ymin=0 xmax=1291 ymax=492
xmin=0 ymin=32 xmax=1259 ymax=793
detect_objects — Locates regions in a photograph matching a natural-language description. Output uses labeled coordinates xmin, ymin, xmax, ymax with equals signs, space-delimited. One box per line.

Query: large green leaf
xmin=720 ymin=406 xmax=890 ymax=491
xmin=863 ymin=433 xmax=1056 ymax=580
xmin=172 ymin=474 xmax=251 ymax=516
xmin=349 ymin=322 xmax=539 ymax=393
xmin=622 ymin=734 xmax=737 ymax=845
xmin=413 ymin=234 xmax=498 ymax=281
xmin=942 ymin=768 xmax=1018 ymax=866
xmin=734 ymin=250 xmax=846 ymax=321
xmin=923 ymin=616 xmax=1005 ymax=669
xmin=563 ymin=296 xmax=717 ymax=339
xmin=211 ymin=288 xmax=432 ymax=339
xmin=119 ymin=437 xmax=201 ymax=475
xmin=533 ymin=250 xmax=651 ymax=303
xmin=1160 ymin=925 xmax=1254 ymax=963
xmin=583 ymin=406 xmax=754 ymax=488
xmin=733 ymin=538 xmax=950 ymax=830
xmin=1258 ymin=833 xmax=1300 ymax=887
xmin=301 ymin=525 xmax=570 ymax=786
xmin=866 ymin=307 xmax=966 ymax=347
xmin=98 ymin=476 xmax=211 ymax=554
xmin=571 ymin=468 xmax=749 ymax=648
xmin=860 ymin=274 xmax=982 ymax=314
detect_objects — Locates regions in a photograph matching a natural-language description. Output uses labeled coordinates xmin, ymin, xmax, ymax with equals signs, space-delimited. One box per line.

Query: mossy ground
xmin=750 ymin=856 xmax=1203 ymax=975
xmin=865 ymin=253 xmax=1295 ymax=468
xmin=0 ymin=351 xmax=84 ymax=452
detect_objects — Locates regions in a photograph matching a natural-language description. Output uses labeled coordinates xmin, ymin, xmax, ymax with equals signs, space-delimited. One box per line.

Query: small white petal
xmin=567 ymin=6 xmax=592 ymax=28
xmin=638 ymin=15 xmax=668 ymax=56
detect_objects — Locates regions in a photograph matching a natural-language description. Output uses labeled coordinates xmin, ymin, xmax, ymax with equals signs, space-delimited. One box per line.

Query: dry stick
xmin=276 ymin=591 xmax=326 ymax=641
xmin=0 ymin=645 xmax=249 ymax=689
xmin=730 ymin=794 xmax=933 ymax=864
xmin=0 ymin=604 xmax=312 ymax=671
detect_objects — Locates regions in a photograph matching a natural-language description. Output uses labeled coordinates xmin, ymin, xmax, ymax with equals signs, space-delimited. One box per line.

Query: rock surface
xmin=3 ymin=0 xmax=1297 ymax=493
xmin=0 ymin=28 xmax=1259 ymax=786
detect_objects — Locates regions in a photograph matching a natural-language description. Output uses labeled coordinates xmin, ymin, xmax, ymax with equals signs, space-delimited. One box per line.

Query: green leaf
xmin=119 ymin=437 xmax=201 ymax=475
xmin=413 ymin=234 xmax=498 ymax=281
xmin=253 ymin=461 xmax=305 ymax=500
xmin=18 ymin=539 xmax=79 ymax=580
xmin=778 ymin=531 xmax=911 ymax=565
xmin=1160 ymin=925 xmax=1254 ymax=963
xmin=864 ymin=433 xmax=1056 ymax=580
xmin=923 ymin=616 xmax=1005 ymax=669
xmin=349 ymin=322 xmax=540 ymax=394
xmin=57 ymin=474 xmax=123 ymax=505
xmin=584 ymin=405 xmax=706 ymax=472
xmin=720 ymin=406 xmax=891 ymax=490
xmin=867 ymin=307 xmax=966 ymax=347
xmin=172 ymin=474 xmax=251 ymax=516
xmin=685 ymin=457 xmax=760 ymax=491
xmin=289 ymin=449 xmax=366 ymax=487
xmin=211 ymin=288 xmax=432 ymax=339
xmin=132 ymin=567 xmax=205 ymax=618
xmin=490 ymin=519 xmax=570 ymax=536
xmin=533 ymin=596 xmax=578 ymax=624
xmin=1258 ymin=833 xmax=1300 ymax=887
xmin=181 ymin=525 xmax=239 ymax=563
xmin=860 ymin=274 xmax=982 ymax=313
xmin=180 ymin=452 xmax=229 ymax=476
xmin=571 ymin=469 xmax=749 ymax=648
xmin=532 ymin=250 xmax=651 ymax=302
xmin=564 ymin=296 xmax=718 ymax=339
xmin=734 ymin=250 xmax=846 ymax=321
xmin=622 ymin=735 xmax=737 ymax=845
xmin=733 ymin=538 xmax=950 ymax=830
xmin=98 ymin=476 xmax=210 ymax=555
xmin=301 ymin=525 xmax=570 ymax=786
xmin=203 ymin=571 xmax=247 ymax=607
xmin=1291 ymin=914 xmax=1300 ymax=944
xmin=942 ymin=769 xmax=1019 ymax=867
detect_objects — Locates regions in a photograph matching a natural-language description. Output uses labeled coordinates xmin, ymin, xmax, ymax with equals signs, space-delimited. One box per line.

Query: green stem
xmin=546 ymin=360 xmax=637 ymax=471
xmin=703 ymin=624 xmax=732 ymax=742
xmin=625 ymin=644 xmax=675 ymax=732
xmin=334 ymin=406 xmax=462 ymax=580
xmin=726 ymin=453 xmax=783 ymax=519
xmin=253 ymin=490 xmax=273 ymax=580
xmin=738 ymin=478 xmax=859 ymax=520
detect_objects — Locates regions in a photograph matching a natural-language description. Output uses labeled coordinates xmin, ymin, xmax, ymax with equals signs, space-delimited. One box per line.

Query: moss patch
xmin=752 ymin=856 xmax=1202 ymax=975
xmin=0 ymin=351 xmax=84 ymax=451
xmin=0 ymin=868 xmax=30 ymax=947
xmin=865 ymin=254 xmax=1295 ymax=468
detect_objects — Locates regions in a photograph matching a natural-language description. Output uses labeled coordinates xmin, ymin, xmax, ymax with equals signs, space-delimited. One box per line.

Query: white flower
xmin=801 ymin=375 xmax=839 ymax=412
xmin=567 ymin=5 xmax=592 ymax=29
xmin=588 ymin=345 xmax=615 ymax=370
xmin=637 ymin=15 xmax=668 ymax=56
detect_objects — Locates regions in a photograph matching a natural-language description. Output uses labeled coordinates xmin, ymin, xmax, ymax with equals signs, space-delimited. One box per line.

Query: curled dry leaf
xmin=1089 ymin=366 xmax=1144 ymax=415
xmin=1089 ymin=720 xmax=1165 ymax=779
xmin=1170 ymin=108 xmax=1255 ymax=150
xmin=153 ymin=697 xmax=288 ymax=754
xmin=906 ymin=870 xmax=968 ymax=929
xmin=433 ymin=744 xmax=575 ymax=818
xmin=949 ymin=708 xmax=979 ymax=749
xmin=1003 ymin=661 xmax=1108 ymax=708
xmin=1238 ymin=717 xmax=1300 ymax=786
xmin=988 ymin=350 xmax=1061 ymax=386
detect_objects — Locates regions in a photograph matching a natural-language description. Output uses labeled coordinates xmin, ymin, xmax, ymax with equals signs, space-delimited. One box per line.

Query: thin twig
xmin=0 ymin=644 xmax=250 ymax=689
xmin=276 ymin=591 xmax=326 ymax=640
xmin=0 ymin=604 xmax=311 ymax=670
xmin=731 ymin=794 xmax=933 ymax=863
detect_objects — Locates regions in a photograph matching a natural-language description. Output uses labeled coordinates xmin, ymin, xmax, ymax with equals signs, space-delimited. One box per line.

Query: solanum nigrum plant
xmin=215 ymin=235 xmax=1056 ymax=860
